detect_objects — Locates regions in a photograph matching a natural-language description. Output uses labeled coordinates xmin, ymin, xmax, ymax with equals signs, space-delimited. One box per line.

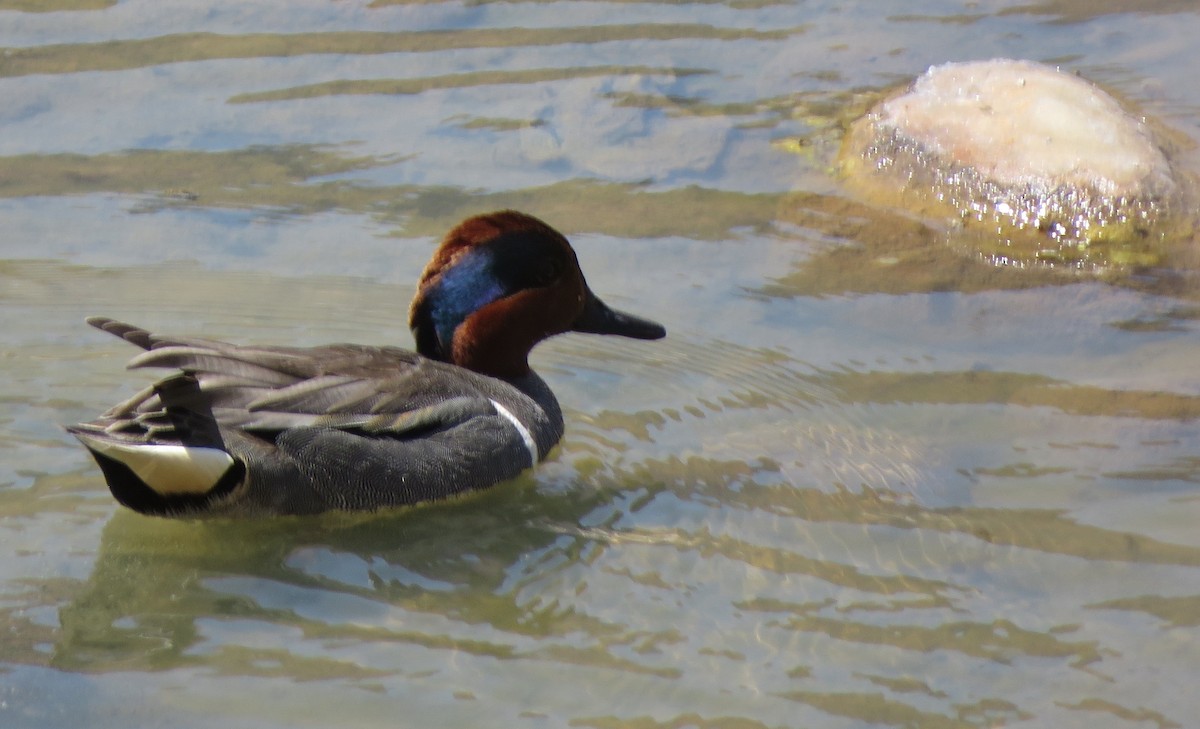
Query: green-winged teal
xmin=69 ymin=211 xmax=666 ymax=517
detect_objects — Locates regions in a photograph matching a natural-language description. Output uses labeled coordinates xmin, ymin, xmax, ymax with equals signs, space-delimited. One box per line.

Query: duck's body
xmin=69 ymin=211 xmax=664 ymax=517
xmin=70 ymin=321 xmax=565 ymax=516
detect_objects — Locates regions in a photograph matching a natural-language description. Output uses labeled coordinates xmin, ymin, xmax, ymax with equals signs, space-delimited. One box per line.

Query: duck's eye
xmin=531 ymin=259 xmax=561 ymax=287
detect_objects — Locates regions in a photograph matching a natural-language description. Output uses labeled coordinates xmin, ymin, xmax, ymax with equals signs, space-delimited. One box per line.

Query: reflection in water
xmin=769 ymin=193 xmax=1200 ymax=299
xmin=13 ymin=142 xmax=1195 ymax=301
xmin=0 ymin=0 xmax=114 ymax=11
xmin=43 ymin=440 xmax=1200 ymax=726
xmin=0 ymin=146 xmax=787 ymax=240
xmin=817 ymin=368 xmax=1200 ymax=421
xmin=52 ymin=493 xmax=567 ymax=673
xmin=0 ymin=25 xmax=802 ymax=79
xmin=781 ymin=688 xmax=1032 ymax=729
xmin=228 ymin=66 xmax=712 ymax=104
xmin=1001 ymin=0 xmax=1200 ymax=23
xmin=0 ymin=146 xmax=378 ymax=202
xmin=1091 ymin=593 xmax=1200 ymax=628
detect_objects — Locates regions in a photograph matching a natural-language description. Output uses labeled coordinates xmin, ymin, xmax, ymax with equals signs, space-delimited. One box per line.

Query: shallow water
xmin=3 ymin=2 xmax=1200 ymax=728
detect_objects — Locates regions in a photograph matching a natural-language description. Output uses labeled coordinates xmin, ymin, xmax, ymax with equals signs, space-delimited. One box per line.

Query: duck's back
xmin=70 ymin=319 xmax=564 ymax=516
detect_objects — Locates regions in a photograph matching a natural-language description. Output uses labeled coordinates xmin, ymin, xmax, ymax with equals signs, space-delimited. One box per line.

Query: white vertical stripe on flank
xmin=489 ymin=399 xmax=539 ymax=466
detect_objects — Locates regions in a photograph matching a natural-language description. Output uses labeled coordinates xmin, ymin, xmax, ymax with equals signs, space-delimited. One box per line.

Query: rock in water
xmin=840 ymin=59 xmax=1183 ymax=268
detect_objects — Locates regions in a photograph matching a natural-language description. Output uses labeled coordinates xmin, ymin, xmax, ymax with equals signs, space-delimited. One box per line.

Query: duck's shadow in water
xmin=51 ymin=473 xmax=616 ymax=674
xmin=49 ymin=449 xmax=1200 ymax=682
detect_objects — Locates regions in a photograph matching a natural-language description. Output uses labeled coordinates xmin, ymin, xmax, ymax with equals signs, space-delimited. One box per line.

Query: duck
xmin=68 ymin=210 xmax=666 ymax=517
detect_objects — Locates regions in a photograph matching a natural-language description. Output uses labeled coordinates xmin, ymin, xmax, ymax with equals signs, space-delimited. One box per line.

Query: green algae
xmin=229 ymin=66 xmax=710 ymax=104
xmin=0 ymin=25 xmax=802 ymax=79
xmin=0 ymin=146 xmax=783 ymax=240
xmin=0 ymin=0 xmax=114 ymax=10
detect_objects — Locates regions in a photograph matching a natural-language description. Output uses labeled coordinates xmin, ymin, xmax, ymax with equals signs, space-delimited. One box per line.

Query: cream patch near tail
xmin=73 ymin=432 xmax=235 ymax=495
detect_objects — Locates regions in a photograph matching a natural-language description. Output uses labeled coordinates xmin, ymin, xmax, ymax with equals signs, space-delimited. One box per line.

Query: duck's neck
xmin=505 ymin=369 xmax=565 ymax=457
xmin=411 ymin=247 xmax=547 ymax=379
xmin=511 ymin=366 xmax=561 ymax=409
xmin=413 ymin=288 xmax=550 ymax=381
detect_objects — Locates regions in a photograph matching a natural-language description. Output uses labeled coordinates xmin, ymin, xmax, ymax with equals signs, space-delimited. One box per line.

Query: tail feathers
xmin=69 ymin=427 xmax=245 ymax=516
xmin=72 ymin=374 xmax=244 ymax=515
xmin=86 ymin=316 xmax=156 ymax=350
xmin=70 ymin=429 xmax=235 ymax=495
xmin=155 ymin=373 xmax=227 ymax=447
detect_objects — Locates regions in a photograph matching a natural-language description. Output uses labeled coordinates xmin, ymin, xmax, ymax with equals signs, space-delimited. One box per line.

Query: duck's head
xmin=409 ymin=210 xmax=666 ymax=379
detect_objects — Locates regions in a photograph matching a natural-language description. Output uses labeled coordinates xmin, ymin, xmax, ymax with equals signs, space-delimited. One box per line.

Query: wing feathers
xmin=246 ymin=375 xmax=371 ymax=413
xmin=87 ymin=316 xmax=157 ymax=350
xmin=128 ymin=347 xmax=301 ymax=386
xmin=84 ymin=319 xmax=506 ymax=443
